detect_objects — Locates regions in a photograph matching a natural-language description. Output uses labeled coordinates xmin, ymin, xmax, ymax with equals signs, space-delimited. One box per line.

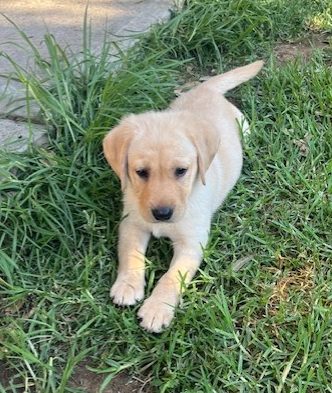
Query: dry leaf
xmin=293 ymin=138 xmax=309 ymax=157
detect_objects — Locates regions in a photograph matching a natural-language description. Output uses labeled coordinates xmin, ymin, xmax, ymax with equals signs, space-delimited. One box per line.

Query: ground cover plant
xmin=0 ymin=0 xmax=331 ymax=392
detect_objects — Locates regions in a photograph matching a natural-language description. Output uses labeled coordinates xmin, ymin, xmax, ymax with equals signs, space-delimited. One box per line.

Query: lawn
xmin=0 ymin=1 xmax=331 ymax=392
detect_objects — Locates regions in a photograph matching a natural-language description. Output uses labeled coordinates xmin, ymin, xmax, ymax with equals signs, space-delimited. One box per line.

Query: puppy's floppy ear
xmin=103 ymin=119 xmax=136 ymax=190
xmin=187 ymin=122 xmax=220 ymax=185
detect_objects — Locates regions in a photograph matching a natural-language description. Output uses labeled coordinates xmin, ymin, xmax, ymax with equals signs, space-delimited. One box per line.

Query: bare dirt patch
xmin=275 ymin=33 xmax=331 ymax=62
xmin=0 ymin=363 xmax=12 ymax=388
xmin=267 ymin=263 xmax=314 ymax=316
xmin=69 ymin=361 xmax=152 ymax=393
xmin=0 ymin=362 xmax=24 ymax=392
xmin=0 ymin=360 xmax=152 ymax=392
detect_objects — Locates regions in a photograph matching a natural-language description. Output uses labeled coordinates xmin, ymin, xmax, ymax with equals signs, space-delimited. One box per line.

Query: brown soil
xmin=275 ymin=33 xmax=331 ymax=62
xmin=69 ymin=361 xmax=152 ymax=393
xmin=0 ymin=362 xmax=24 ymax=392
xmin=0 ymin=363 xmax=13 ymax=388
xmin=0 ymin=360 xmax=152 ymax=393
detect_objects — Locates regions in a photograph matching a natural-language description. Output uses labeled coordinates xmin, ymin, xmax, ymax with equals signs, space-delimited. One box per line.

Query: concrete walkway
xmin=0 ymin=0 xmax=173 ymax=150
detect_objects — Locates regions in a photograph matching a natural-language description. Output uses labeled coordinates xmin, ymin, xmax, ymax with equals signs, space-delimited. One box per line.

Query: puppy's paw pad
xmin=138 ymin=297 xmax=175 ymax=333
xmin=110 ymin=278 xmax=144 ymax=306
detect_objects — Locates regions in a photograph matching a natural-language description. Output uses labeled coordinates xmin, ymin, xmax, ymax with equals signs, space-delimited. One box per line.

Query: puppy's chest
xmin=150 ymin=224 xmax=172 ymax=239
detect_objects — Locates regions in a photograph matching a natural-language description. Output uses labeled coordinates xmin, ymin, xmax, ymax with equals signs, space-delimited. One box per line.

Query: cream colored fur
xmin=103 ymin=61 xmax=263 ymax=332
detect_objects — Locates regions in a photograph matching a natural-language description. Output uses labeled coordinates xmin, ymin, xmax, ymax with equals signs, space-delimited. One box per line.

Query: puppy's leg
xmin=110 ymin=220 xmax=150 ymax=306
xmin=138 ymin=234 xmax=207 ymax=333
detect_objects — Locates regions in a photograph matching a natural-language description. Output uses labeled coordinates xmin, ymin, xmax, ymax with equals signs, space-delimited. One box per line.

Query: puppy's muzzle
xmin=152 ymin=206 xmax=173 ymax=221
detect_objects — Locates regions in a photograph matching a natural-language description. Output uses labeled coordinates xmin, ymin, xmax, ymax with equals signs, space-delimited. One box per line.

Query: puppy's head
xmin=103 ymin=111 xmax=219 ymax=223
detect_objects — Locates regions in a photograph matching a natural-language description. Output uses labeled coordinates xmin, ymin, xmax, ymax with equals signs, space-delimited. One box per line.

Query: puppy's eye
xmin=136 ymin=168 xmax=149 ymax=179
xmin=175 ymin=167 xmax=188 ymax=178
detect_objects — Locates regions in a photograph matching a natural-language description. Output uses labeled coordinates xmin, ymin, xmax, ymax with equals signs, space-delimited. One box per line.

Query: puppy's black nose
xmin=152 ymin=207 xmax=173 ymax=221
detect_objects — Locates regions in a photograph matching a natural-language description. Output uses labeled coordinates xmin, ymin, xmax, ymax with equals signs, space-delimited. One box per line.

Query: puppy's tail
xmin=202 ymin=60 xmax=264 ymax=94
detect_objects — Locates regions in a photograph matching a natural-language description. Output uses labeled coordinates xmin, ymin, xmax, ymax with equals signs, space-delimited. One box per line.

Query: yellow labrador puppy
xmin=103 ymin=61 xmax=263 ymax=332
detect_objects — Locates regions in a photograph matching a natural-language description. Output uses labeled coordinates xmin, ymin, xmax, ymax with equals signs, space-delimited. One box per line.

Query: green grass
xmin=1 ymin=1 xmax=332 ymax=392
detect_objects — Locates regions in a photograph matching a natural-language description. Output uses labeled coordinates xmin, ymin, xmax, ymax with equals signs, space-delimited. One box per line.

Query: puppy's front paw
xmin=110 ymin=275 xmax=144 ymax=306
xmin=137 ymin=295 xmax=175 ymax=333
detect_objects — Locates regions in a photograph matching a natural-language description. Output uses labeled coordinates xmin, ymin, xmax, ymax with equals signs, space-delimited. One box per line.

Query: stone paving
xmin=0 ymin=0 xmax=173 ymax=151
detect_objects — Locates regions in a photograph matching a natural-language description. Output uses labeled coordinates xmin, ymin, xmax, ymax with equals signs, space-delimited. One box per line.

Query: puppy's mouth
xmin=149 ymin=216 xmax=181 ymax=225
